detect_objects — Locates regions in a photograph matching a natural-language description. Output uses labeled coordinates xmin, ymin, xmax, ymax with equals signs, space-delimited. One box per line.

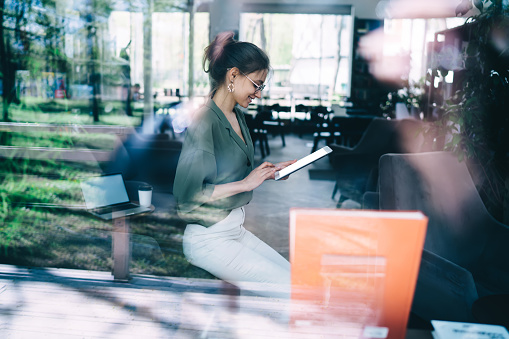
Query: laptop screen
xmin=81 ymin=174 xmax=130 ymax=209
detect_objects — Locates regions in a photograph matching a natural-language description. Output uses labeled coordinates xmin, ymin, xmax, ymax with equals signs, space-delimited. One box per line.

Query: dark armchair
xmin=107 ymin=133 xmax=183 ymax=212
xmin=329 ymin=118 xmax=432 ymax=202
xmin=378 ymin=152 xmax=509 ymax=322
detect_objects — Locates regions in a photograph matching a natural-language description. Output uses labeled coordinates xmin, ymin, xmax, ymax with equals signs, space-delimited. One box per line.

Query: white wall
xmin=208 ymin=0 xmax=381 ymax=43
xmin=242 ymin=0 xmax=380 ymax=18
xmin=237 ymin=0 xmax=475 ymax=19
xmin=343 ymin=0 xmax=380 ymax=18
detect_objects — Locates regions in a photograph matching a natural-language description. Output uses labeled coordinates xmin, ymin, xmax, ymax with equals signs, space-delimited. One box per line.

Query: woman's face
xmin=232 ymin=69 xmax=268 ymax=108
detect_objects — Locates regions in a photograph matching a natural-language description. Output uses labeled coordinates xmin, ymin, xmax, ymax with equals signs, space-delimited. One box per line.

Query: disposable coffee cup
xmin=138 ymin=184 xmax=153 ymax=207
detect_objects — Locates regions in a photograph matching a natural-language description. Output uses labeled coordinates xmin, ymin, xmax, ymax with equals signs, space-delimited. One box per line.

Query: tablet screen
xmin=275 ymin=146 xmax=333 ymax=180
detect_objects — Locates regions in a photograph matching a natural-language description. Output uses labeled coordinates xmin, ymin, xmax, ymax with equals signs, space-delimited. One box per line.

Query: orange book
xmin=290 ymin=209 xmax=428 ymax=339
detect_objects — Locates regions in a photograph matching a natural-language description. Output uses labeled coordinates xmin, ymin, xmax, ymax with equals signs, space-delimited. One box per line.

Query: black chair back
xmin=108 ymin=133 xmax=183 ymax=193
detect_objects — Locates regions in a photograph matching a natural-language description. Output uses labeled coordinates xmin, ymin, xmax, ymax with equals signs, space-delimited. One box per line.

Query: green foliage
xmin=153 ymin=0 xmax=189 ymax=12
xmin=5 ymin=97 xmax=143 ymax=126
xmin=0 ymin=102 xmax=196 ymax=276
xmin=440 ymin=0 xmax=509 ymax=223
xmin=381 ymin=78 xmax=426 ymax=118
xmin=0 ymin=156 xmax=197 ymax=277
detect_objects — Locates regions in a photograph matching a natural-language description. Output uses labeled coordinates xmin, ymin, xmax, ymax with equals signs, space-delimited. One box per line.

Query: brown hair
xmin=203 ymin=31 xmax=270 ymax=96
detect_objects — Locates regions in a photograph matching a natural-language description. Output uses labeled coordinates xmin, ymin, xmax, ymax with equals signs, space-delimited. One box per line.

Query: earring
xmin=227 ymin=80 xmax=235 ymax=93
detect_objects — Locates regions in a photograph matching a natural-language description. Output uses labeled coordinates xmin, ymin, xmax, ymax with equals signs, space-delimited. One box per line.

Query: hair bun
xmin=205 ymin=31 xmax=236 ymax=72
xmin=202 ymin=31 xmax=269 ymax=98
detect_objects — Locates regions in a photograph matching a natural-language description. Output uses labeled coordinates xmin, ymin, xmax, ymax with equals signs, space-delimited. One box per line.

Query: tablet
xmin=275 ymin=146 xmax=333 ymax=180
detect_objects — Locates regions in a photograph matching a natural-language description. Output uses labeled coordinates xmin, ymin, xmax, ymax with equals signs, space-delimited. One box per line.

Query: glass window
xmin=240 ymin=13 xmax=353 ymax=102
xmin=383 ymin=17 xmax=467 ymax=83
xmin=0 ymin=1 xmax=209 ymax=277
xmin=192 ymin=12 xmax=211 ymax=97
xmin=107 ymin=10 xmax=210 ymax=99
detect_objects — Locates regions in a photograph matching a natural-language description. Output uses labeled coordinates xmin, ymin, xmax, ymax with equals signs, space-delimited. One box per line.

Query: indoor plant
xmin=438 ymin=0 xmax=509 ymax=223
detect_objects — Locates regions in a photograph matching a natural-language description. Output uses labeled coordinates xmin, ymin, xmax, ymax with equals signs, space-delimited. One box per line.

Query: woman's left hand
xmin=274 ymin=159 xmax=297 ymax=180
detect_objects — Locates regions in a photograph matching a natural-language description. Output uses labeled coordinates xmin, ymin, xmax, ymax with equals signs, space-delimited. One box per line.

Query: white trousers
xmin=183 ymin=207 xmax=291 ymax=298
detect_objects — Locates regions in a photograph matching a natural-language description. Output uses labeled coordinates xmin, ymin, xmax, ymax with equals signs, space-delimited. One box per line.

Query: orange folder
xmin=290 ymin=209 xmax=428 ymax=339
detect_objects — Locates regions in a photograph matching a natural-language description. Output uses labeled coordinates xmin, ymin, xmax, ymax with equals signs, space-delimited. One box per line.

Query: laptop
xmin=80 ymin=173 xmax=151 ymax=220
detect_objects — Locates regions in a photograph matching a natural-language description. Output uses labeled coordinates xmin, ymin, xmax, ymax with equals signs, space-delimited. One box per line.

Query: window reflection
xmin=0 ymin=1 xmax=209 ymax=277
xmin=240 ymin=13 xmax=353 ymax=101
xmin=2 ymin=1 xmax=504 ymax=337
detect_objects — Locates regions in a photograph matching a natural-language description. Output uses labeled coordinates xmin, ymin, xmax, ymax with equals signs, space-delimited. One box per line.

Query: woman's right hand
xmin=242 ymin=162 xmax=276 ymax=191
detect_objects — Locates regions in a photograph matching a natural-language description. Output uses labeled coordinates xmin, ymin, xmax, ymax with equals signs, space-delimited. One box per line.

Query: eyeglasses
xmin=240 ymin=71 xmax=265 ymax=94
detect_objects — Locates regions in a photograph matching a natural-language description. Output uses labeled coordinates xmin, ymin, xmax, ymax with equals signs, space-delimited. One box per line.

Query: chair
xmin=153 ymin=101 xmax=183 ymax=138
xmin=107 ymin=133 xmax=183 ymax=212
xmin=271 ymin=104 xmax=292 ymax=121
xmin=378 ymin=152 xmax=509 ymax=296
xmin=263 ymin=105 xmax=286 ymax=147
xmin=293 ymin=104 xmax=311 ymax=137
xmin=412 ymin=249 xmax=479 ymax=323
xmin=334 ymin=116 xmax=374 ymax=147
xmin=244 ymin=112 xmax=270 ymax=158
xmin=329 ymin=118 xmax=431 ymax=202
xmin=298 ymin=105 xmax=329 ymax=139
xmin=310 ymin=106 xmax=336 ymax=153
xmin=379 ymin=152 xmax=509 ymax=321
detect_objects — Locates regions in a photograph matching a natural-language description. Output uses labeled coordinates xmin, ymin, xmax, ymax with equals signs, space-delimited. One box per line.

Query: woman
xmin=173 ymin=32 xmax=295 ymax=296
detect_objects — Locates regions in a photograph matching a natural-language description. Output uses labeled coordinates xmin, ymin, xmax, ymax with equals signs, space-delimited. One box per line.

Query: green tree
xmin=0 ymin=0 xmax=70 ymax=121
xmin=0 ymin=0 xmax=29 ymax=121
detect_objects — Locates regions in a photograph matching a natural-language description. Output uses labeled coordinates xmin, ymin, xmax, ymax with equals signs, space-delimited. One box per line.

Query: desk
xmin=112 ymin=205 xmax=155 ymax=281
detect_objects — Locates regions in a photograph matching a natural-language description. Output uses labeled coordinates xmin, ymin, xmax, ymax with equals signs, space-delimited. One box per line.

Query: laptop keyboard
xmin=94 ymin=203 xmax=140 ymax=215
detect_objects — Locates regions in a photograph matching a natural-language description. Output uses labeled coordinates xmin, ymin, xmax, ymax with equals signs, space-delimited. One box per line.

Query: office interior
xmin=1 ymin=0 xmax=509 ymax=337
